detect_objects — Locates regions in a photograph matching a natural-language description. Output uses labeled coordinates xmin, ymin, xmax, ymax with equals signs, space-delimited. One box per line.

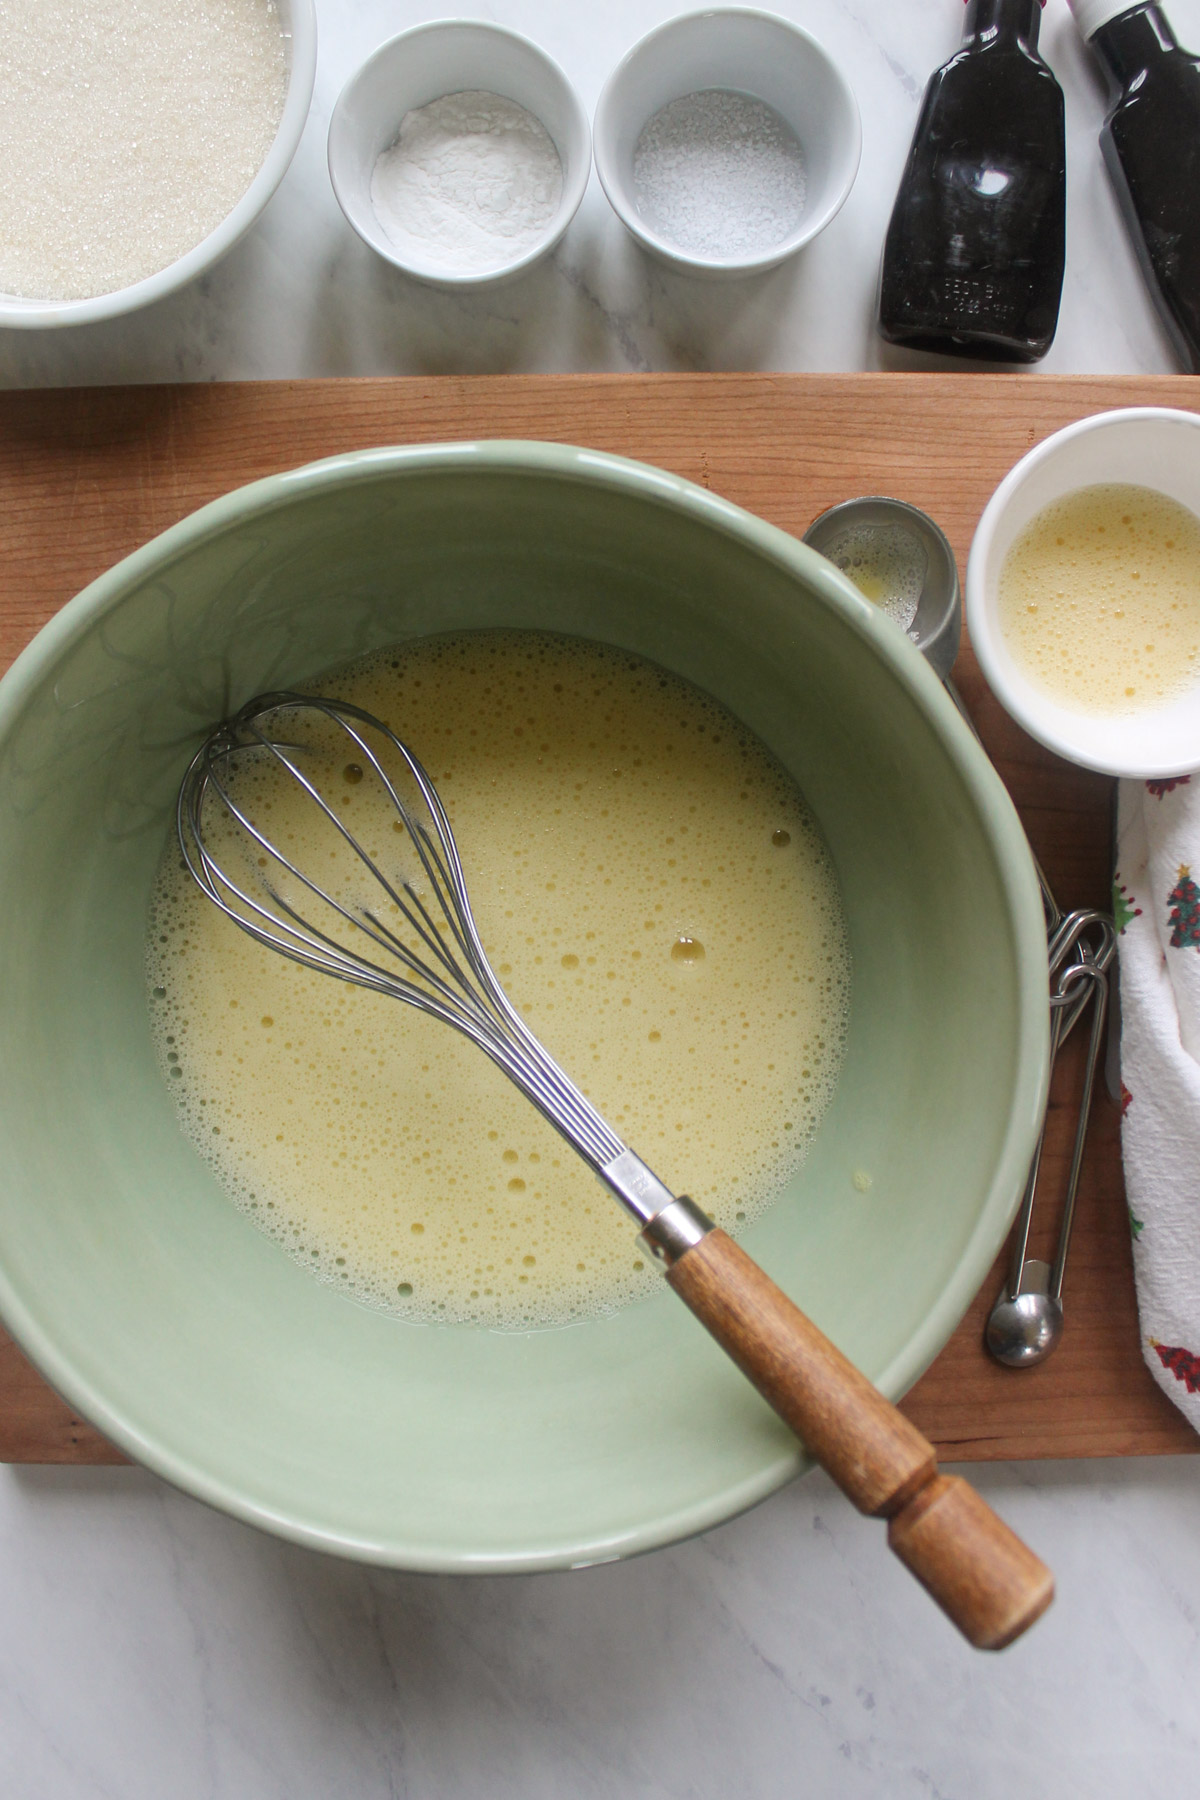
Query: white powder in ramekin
xmin=369 ymin=90 xmax=563 ymax=275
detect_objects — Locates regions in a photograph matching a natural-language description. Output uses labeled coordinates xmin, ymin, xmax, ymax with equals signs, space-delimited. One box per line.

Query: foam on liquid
xmin=998 ymin=483 xmax=1200 ymax=715
xmin=148 ymin=633 xmax=850 ymax=1329
xmin=0 ymin=0 xmax=287 ymax=302
xmin=823 ymin=522 xmax=925 ymax=632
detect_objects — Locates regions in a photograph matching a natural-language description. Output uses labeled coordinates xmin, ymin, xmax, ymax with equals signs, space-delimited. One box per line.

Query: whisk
xmin=179 ymin=689 xmax=1052 ymax=1649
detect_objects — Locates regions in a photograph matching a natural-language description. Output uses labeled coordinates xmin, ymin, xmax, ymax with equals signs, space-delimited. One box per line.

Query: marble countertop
xmin=3 ymin=2 xmax=1199 ymax=1795
xmin=2 ymin=0 xmax=1196 ymax=389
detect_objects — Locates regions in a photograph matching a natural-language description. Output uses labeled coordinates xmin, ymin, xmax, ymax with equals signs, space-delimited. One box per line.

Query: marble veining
xmin=2 ymin=2 xmax=1199 ymax=1795
xmin=0 ymin=0 xmax=1191 ymax=388
xmin=3 ymin=1459 xmax=1200 ymax=1798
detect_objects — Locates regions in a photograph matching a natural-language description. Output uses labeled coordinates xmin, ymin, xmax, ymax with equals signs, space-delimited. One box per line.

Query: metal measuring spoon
xmin=803 ymin=495 xmax=962 ymax=680
xmin=984 ymin=913 xmax=1116 ymax=1367
xmin=804 ymin=496 xmax=1117 ymax=1368
xmin=804 ymin=496 xmax=1028 ymax=887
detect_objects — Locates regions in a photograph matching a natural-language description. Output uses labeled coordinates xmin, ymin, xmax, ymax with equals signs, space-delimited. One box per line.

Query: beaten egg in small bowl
xmin=967 ymin=407 xmax=1200 ymax=779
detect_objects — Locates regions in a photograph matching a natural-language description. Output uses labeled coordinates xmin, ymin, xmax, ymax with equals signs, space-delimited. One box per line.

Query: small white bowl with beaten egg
xmin=967 ymin=408 xmax=1200 ymax=779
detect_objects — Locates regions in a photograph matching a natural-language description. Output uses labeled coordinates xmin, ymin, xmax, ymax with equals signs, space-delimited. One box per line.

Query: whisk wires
xmin=177 ymin=691 xmax=625 ymax=1174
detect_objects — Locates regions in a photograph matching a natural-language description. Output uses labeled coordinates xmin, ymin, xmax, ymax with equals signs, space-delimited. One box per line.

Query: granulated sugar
xmin=0 ymin=0 xmax=287 ymax=302
xmin=632 ymin=88 xmax=806 ymax=261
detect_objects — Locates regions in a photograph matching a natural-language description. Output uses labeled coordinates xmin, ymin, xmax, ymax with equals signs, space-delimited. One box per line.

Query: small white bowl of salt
xmin=328 ymin=21 xmax=590 ymax=289
xmin=594 ymin=8 xmax=861 ymax=279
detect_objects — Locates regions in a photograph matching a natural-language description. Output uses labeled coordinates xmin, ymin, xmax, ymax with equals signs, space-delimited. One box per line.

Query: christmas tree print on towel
xmin=1113 ymin=880 xmax=1142 ymax=934
xmin=1146 ymin=775 xmax=1191 ymax=799
xmin=1119 ymin=1087 xmax=1143 ymax=1235
xmin=1151 ymin=1339 xmax=1200 ymax=1394
xmin=1167 ymin=865 xmax=1200 ymax=949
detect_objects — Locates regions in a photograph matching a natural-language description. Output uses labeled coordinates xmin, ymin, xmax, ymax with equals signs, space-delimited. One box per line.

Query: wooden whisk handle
xmin=664 ymin=1228 xmax=1053 ymax=1651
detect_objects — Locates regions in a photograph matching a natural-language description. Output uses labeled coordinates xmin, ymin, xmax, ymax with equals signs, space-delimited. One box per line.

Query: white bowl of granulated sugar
xmin=328 ymin=21 xmax=591 ymax=290
xmin=0 ymin=0 xmax=316 ymax=329
xmin=594 ymin=8 xmax=861 ymax=279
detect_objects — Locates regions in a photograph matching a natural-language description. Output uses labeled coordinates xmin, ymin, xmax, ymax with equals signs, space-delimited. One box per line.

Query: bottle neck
xmin=1091 ymin=6 xmax=1178 ymax=90
xmin=962 ymin=0 xmax=1044 ymax=51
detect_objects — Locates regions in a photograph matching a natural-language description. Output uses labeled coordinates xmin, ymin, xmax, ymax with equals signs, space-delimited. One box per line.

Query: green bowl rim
xmin=0 ymin=440 xmax=1049 ymax=1568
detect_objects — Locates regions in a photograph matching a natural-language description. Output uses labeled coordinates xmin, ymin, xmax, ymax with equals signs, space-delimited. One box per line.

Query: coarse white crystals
xmin=632 ymin=89 xmax=806 ymax=261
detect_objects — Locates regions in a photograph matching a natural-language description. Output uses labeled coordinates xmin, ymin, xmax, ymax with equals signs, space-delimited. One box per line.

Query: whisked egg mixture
xmin=998 ymin=483 xmax=1200 ymax=715
xmin=148 ymin=632 xmax=850 ymax=1328
xmin=823 ymin=521 xmax=925 ymax=632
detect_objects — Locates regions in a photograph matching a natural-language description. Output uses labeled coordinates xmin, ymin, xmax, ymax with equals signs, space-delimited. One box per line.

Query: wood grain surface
xmin=1 ymin=372 xmax=1196 ymax=1464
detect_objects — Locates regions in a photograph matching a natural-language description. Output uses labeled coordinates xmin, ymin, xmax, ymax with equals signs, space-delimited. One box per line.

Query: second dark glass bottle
xmin=878 ymin=0 xmax=1066 ymax=362
xmin=1071 ymin=0 xmax=1200 ymax=372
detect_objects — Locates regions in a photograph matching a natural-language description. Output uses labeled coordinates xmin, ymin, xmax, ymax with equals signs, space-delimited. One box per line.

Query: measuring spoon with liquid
xmin=803 ymin=494 xmax=961 ymax=679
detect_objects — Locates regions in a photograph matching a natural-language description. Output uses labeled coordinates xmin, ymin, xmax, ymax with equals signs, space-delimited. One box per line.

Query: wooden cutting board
xmin=1 ymin=372 xmax=1196 ymax=1465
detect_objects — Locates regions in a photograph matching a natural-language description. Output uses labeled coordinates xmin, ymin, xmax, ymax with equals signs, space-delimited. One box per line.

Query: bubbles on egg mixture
xmin=147 ymin=632 xmax=851 ymax=1329
xmin=998 ymin=483 xmax=1200 ymax=715
xmin=823 ymin=521 xmax=926 ymax=632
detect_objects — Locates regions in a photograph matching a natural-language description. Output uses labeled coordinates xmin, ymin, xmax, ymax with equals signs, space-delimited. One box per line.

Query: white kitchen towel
xmin=1116 ymin=773 xmax=1200 ymax=1430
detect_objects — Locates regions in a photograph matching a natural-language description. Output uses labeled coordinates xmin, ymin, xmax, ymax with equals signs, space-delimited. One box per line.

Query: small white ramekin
xmin=966 ymin=408 xmax=1200 ymax=779
xmin=328 ymin=21 xmax=590 ymax=290
xmin=593 ymin=7 xmax=861 ymax=280
xmin=0 ymin=0 xmax=316 ymax=331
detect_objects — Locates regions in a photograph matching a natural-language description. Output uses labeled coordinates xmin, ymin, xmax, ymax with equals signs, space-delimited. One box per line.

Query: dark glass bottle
xmin=878 ymin=0 xmax=1066 ymax=362
xmin=1075 ymin=1 xmax=1200 ymax=372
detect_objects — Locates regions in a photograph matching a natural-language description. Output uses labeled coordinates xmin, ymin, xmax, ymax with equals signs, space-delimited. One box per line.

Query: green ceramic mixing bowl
xmin=0 ymin=443 xmax=1047 ymax=1568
